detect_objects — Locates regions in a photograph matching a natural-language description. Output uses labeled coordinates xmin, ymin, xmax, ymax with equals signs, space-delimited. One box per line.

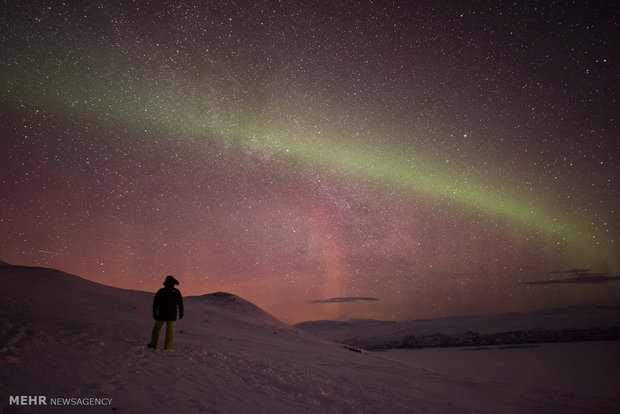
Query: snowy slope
xmin=1 ymin=262 xmax=618 ymax=413
xmin=296 ymin=306 xmax=620 ymax=349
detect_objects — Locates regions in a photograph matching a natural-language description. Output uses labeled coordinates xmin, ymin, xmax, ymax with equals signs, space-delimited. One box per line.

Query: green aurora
xmin=2 ymin=52 xmax=617 ymax=273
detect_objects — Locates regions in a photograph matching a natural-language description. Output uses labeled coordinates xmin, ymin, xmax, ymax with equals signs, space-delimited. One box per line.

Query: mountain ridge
xmin=296 ymin=305 xmax=620 ymax=350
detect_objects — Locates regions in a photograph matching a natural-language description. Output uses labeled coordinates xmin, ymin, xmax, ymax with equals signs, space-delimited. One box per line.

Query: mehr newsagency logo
xmin=10 ymin=395 xmax=113 ymax=406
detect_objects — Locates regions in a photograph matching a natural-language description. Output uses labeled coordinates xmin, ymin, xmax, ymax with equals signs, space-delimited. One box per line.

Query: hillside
xmin=1 ymin=262 xmax=618 ymax=413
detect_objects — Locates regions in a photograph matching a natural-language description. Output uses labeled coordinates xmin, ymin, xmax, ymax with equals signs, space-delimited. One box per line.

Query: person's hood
xmin=163 ymin=275 xmax=179 ymax=287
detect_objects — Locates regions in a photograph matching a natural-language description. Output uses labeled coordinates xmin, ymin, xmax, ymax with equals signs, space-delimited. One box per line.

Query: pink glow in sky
xmin=1 ymin=1 xmax=618 ymax=323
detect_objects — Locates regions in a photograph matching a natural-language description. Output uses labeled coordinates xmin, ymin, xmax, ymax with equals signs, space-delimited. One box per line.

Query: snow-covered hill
xmin=296 ymin=306 xmax=620 ymax=350
xmin=1 ymin=262 xmax=618 ymax=413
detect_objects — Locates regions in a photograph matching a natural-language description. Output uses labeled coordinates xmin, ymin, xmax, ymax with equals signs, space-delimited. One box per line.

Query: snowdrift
xmin=1 ymin=262 xmax=618 ymax=413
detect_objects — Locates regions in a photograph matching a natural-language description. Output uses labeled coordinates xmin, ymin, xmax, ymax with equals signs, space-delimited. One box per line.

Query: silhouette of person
xmin=148 ymin=275 xmax=183 ymax=350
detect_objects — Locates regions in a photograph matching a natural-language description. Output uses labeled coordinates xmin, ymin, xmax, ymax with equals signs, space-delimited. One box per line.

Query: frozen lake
xmin=377 ymin=341 xmax=620 ymax=401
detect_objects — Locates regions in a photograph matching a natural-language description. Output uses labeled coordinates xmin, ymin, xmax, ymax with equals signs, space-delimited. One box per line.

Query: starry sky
xmin=1 ymin=1 xmax=618 ymax=323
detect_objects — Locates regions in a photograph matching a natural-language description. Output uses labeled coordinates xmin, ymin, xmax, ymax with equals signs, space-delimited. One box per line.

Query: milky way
xmin=1 ymin=1 xmax=618 ymax=323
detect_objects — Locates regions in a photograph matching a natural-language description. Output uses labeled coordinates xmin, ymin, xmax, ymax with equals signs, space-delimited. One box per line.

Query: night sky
xmin=1 ymin=1 xmax=618 ymax=323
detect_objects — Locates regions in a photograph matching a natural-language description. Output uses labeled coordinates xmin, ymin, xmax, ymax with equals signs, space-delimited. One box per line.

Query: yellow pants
xmin=149 ymin=320 xmax=175 ymax=350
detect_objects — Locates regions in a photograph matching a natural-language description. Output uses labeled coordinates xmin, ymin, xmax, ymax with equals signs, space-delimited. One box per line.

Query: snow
xmin=1 ymin=262 xmax=619 ymax=413
xmin=378 ymin=342 xmax=620 ymax=403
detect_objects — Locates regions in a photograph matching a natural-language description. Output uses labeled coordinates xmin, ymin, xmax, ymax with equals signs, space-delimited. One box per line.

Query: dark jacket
xmin=153 ymin=286 xmax=183 ymax=321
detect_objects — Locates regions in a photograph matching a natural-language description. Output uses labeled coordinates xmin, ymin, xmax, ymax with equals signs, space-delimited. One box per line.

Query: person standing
xmin=148 ymin=275 xmax=183 ymax=350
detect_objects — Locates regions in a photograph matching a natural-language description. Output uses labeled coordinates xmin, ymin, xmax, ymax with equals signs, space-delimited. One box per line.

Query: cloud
xmin=522 ymin=269 xmax=620 ymax=286
xmin=547 ymin=268 xmax=592 ymax=275
xmin=38 ymin=249 xmax=62 ymax=256
xmin=310 ymin=297 xmax=380 ymax=304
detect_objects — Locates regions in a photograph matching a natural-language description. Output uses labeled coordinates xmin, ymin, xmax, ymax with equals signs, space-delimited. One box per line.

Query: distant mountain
xmin=296 ymin=306 xmax=620 ymax=350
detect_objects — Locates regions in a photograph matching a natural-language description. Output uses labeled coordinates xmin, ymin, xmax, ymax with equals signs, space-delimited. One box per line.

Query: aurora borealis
xmin=1 ymin=1 xmax=618 ymax=323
